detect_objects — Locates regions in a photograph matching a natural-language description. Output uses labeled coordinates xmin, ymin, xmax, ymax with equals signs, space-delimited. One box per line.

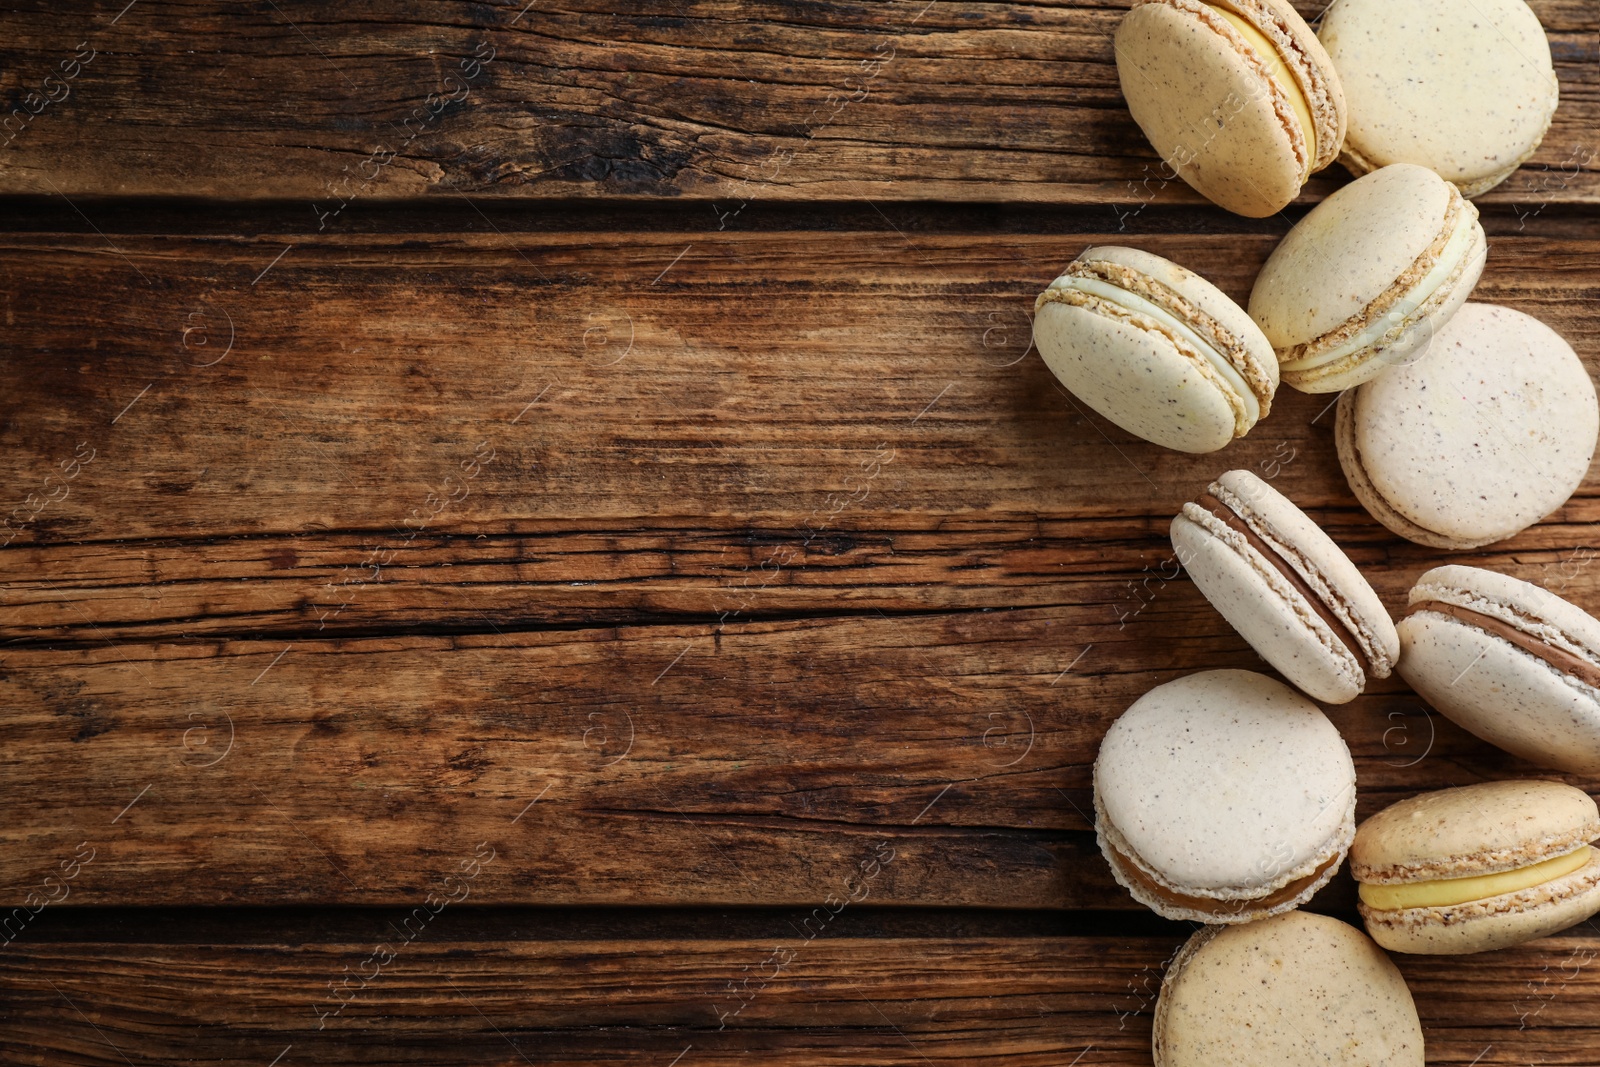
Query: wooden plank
xmin=0 ymin=2 xmax=1594 ymax=204
xmin=5 ymin=931 xmax=1599 ymax=1065
xmin=5 ymin=224 xmax=1600 ymax=906
xmin=0 ymin=607 xmax=1589 ymax=908
xmin=2 ymin=227 xmax=1598 ymax=547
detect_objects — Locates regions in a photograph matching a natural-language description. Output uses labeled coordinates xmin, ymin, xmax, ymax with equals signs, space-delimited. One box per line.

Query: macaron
xmin=1320 ymin=0 xmax=1558 ymax=197
xmin=1153 ymin=912 xmax=1424 ymax=1067
xmin=1248 ymin=164 xmax=1486 ymax=393
xmin=1034 ymin=246 xmax=1278 ymax=454
xmin=1335 ymin=303 xmax=1599 ymax=550
xmin=1172 ymin=469 xmax=1398 ymax=704
xmin=1351 ymin=781 xmax=1600 ymax=955
xmin=1094 ymin=669 xmax=1355 ymax=923
xmin=1397 ymin=565 xmax=1600 ymax=774
xmin=1115 ymin=0 xmax=1346 ymax=217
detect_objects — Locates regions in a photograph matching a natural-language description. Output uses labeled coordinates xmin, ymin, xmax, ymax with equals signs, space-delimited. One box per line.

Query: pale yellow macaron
xmin=1154 ymin=911 xmax=1424 ymax=1067
xmin=1115 ymin=0 xmax=1347 ymax=217
xmin=1320 ymin=0 xmax=1558 ymax=197
xmin=1352 ymin=781 xmax=1600 ymax=955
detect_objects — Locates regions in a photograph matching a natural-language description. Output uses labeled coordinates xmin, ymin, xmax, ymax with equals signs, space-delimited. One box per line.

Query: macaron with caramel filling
xmin=1352 ymin=780 xmax=1600 ymax=954
xmin=1334 ymin=304 xmax=1599 ymax=550
xmin=1172 ymin=468 xmax=1398 ymax=703
xmin=1094 ymin=669 xmax=1356 ymax=923
xmin=1397 ymin=565 xmax=1600 ymax=774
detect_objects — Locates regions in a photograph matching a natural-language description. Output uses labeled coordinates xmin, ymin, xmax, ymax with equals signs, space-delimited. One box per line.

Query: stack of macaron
xmin=1032 ymin=0 xmax=1600 ymax=1062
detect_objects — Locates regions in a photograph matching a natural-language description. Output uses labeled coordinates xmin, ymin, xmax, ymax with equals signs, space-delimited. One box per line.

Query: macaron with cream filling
xmin=1249 ymin=164 xmax=1486 ymax=393
xmin=1352 ymin=781 xmax=1600 ymax=954
xmin=1115 ymin=0 xmax=1347 ymax=217
xmin=1320 ymin=0 xmax=1558 ymax=197
xmin=1035 ymin=246 xmax=1278 ymax=454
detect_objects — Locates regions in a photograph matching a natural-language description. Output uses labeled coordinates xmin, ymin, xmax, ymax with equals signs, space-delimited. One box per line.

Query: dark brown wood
xmin=7 ymin=0 xmax=1600 ymax=1057
xmin=5 ymin=931 xmax=1599 ymax=1065
xmin=0 ymin=2 xmax=1594 ymax=204
xmin=5 ymin=225 xmax=1600 ymax=907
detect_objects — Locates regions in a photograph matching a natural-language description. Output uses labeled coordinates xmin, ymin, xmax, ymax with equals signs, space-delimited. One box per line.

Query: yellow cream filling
xmin=1359 ymin=846 xmax=1594 ymax=912
xmin=1213 ymin=7 xmax=1316 ymax=172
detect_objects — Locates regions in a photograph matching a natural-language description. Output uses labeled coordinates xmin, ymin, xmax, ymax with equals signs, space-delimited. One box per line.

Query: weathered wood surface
xmin=4 ymin=224 xmax=1600 ymax=906
xmin=0 ymin=1 xmax=1595 ymax=204
xmin=5 ymin=929 xmax=1599 ymax=1065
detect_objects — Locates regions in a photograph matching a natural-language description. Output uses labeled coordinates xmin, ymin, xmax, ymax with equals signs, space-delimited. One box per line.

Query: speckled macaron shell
xmin=1248 ymin=164 xmax=1486 ymax=393
xmin=1115 ymin=0 xmax=1346 ymax=217
xmin=1153 ymin=912 xmax=1424 ymax=1067
xmin=1352 ymin=781 xmax=1600 ymax=954
xmin=1397 ymin=565 xmax=1600 ymax=774
xmin=1334 ymin=303 xmax=1599 ymax=549
xmin=1035 ymin=245 xmax=1278 ymax=454
xmin=1093 ymin=669 xmax=1356 ymax=923
xmin=1321 ymin=0 xmax=1558 ymax=197
xmin=1173 ymin=469 xmax=1399 ymax=703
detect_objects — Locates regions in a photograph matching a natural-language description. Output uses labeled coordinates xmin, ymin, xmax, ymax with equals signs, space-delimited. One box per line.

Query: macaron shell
xmin=1216 ymin=468 xmax=1398 ymax=672
xmin=1035 ymin=300 xmax=1238 ymax=453
xmin=1153 ymin=912 xmax=1424 ymax=1067
xmin=1361 ymin=850 xmax=1600 ymax=955
xmin=1249 ymin=164 xmax=1454 ymax=351
xmin=1218 ymin=0 xmax=1346 ymax=172
xmin=1286 ymin=223 xmax=1485 ymax=394
xmin=1116 ymin=0 xmax=1305 ymax=217
xmin=1339 ymin=304 xmax=1599 ymax=548
xmin=1173 ymin=512 xmax=1364 ymax=703
xmin=1350 ymin=780 xmax=1600 ymax=882
xmin=1334 ymin=389 xmax=1466 ymax=549
xmin=1094 ymin=669 xmax=1355 ymax=896
xmin=1397 ymin=610 xmax=1600 ymax=774
xmin=1321 ymin=0 xmax=1557 ymax=196
xmin=1411 ymin=564 xmax=1600 ymax=661
xmin=1083 ymin=245 xmax=1279 ymax=394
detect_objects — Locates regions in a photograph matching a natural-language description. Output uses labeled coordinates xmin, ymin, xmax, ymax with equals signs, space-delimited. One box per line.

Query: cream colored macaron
xmin=1115 ymin=0 xmax=1347 ymax=217
xmin=1335 ymin=303 xmax=1599 ymax=550
xmin=1321 ymin=0 xmax=1558 ymax=197
xmin=1398 ymin=566 xmax=1600 ymax=774
xmin=1249 ymin=164 xmax=1485 ymax=393
xmin=1352 ymin=781 xmax=1600 ymax=955
xmin=1153 ymin=912 xmax=1424 ymax=1067
xmin=1035 ymin=246 xmax=1278 ymax=454
xmin=1094 ymin=669 xmax=1355 ymax=923
xmin=1172 ymin=469 xmax=1398 ymax=703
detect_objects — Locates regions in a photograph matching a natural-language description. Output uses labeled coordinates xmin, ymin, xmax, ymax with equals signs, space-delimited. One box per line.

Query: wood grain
xmin=5 ymin=224 xmax=1600 ymax=906
xmin=0 ymin=1 xmax=1594 ymax=204
xmin=5 ymin=931 xmax=1599 ymax=1065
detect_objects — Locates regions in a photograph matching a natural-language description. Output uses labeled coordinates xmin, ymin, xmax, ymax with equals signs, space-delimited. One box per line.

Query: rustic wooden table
xmin=3 ymin=2 xmax=1599 ymax=1063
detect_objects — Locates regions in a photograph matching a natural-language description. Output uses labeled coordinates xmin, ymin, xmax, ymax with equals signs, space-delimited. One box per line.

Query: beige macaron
xmin=1320 ymin=0 xmax=1558 ymax=197
xmin=1173 ymin=469 xmax=1398 ymax=703
xmin=1335 ymin=303 xmax=1599 ymax=550
xmin=1094 ymin=669 xmax=1355 ymax=923
xmin=1153 ymin=911 xmax=1424 ymax=1067
xmin=1249 ymin=164 xmax=1485 ymax=393
xmin=1115 ymin=0 xmax=1347 ymax=217
xmin=1398 ymin=566 xmax=1600 ymax=775
xmin=1352 ymin=781 xmax=1600 ymax=955
xmin=1035 ymin=245 xmax=1278 ymax=453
